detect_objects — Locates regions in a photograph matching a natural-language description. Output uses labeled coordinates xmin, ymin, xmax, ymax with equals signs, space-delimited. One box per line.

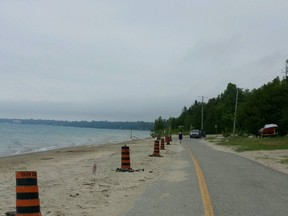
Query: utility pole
xmin=285 ymin=59 xmax=288 ymax=85
xmin=232 ymin=88 xmax=239 ymax=136
xmin=198 ymin=96 xmax=207 ymax=130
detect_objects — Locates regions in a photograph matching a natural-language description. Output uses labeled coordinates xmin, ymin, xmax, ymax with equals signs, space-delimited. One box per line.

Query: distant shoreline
xmin=0 ymin=118 xmax=154 ymax=131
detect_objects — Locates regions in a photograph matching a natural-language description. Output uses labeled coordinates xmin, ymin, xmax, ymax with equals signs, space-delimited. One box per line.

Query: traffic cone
xmin=165 ymin=135 xmax=170 ymax=145
xmin=116 ymin=145 xmax=133 ymax=172
xmin=16 ymin=171 xmax=41 ymax=216
xmin=160 ymin=138 xmax=165 ymax=150
xmin=149 ymin=140 xmax=162 ymax=157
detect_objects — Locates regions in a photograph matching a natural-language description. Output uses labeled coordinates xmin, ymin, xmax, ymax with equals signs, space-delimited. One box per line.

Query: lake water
xmin=0 ymin=123 xmax=151 ymax=157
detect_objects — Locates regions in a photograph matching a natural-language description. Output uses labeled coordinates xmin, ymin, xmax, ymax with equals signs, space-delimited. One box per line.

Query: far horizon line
xmin=0 ymin=117 xmax=154 ymax=123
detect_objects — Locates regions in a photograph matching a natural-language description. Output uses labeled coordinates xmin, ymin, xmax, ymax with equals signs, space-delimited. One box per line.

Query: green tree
xmin=154 ymin=116 xmax=165 ymax=131
xmin=153 ymin=69 xmax=288 ymax=136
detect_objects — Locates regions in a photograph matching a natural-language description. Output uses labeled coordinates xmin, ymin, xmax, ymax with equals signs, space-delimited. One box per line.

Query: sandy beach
xmin=1 ymin=137 xmax=288 ymax=216
xmin=0 ymin=138 xmax=177 ymax=216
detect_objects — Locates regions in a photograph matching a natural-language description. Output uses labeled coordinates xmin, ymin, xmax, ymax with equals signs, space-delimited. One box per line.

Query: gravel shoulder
xmin=203 ymin=139 xmax=288 ymax=175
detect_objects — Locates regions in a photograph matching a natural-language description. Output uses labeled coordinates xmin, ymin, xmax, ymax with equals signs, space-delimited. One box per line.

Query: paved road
xmin=124 ymin=137 xmax=288 ymax=216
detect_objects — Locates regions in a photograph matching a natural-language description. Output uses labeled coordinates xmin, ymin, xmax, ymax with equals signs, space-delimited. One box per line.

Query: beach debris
xmin=15 ymin=171 xmax=41 ymax=215
xmin=69 ymin=193 xmax=79 ymax=198
xmin=116 ymin=168 xmax=134 ymax=172
xmin=92 ymin=163 xmax=97 ymax=175
xmin=40 ymin=157 xmax=53 ymax=160
xmin=82 ymin=182 xmax=96 ymax=187
xmin=5 ymin=211 xmax=16 ymax=216
xmin=99 ymin=183 xmax=111 ymax=188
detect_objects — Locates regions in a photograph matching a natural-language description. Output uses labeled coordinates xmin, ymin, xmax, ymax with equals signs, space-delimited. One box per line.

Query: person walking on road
xmin=178 ymin=131 xmax=183 ymax=144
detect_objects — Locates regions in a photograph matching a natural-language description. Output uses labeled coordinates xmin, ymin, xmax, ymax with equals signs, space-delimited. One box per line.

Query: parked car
xmin=258 ymin=124 xmax=278 ymax=137
xmin=190 ymin=129 xmax=202 ymax=138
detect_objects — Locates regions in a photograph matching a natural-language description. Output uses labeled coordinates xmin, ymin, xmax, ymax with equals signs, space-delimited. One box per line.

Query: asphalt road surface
xmin=124 ymin=137 xmax=288 ymax=216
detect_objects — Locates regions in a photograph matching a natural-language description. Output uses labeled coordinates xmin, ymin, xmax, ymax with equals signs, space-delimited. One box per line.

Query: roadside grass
xmin=205 ymin=136 xmax=222 ymax=144
xmin=215 ymin=136 xmax=288 ymax=152
xmin=280 ymin=156 xmax=288 ymax=164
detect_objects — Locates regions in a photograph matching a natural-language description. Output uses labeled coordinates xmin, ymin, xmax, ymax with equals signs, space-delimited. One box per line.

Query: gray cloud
xmin=1 ymin=0 xmax=288 ymax=121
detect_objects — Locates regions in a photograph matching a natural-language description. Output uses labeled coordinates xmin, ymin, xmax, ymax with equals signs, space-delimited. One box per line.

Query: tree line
xmin=0 ymin=119 xmax=154 ymax=131
xmin=154 ymin=76 xmax=288 ymax=136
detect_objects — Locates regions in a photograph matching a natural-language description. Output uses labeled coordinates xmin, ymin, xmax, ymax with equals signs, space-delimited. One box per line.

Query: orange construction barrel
xmin=121 ymin=145 xmax=132 ymax=170
xmin=149 ymin=140 xmax=162 ymax=157
xmin=16 ymin=171 xmax=41 ymax=216
xmin=160 ymin=138 xmax=165 ymax=150
xmin=165 ymin=135 xmax=170 ymax=145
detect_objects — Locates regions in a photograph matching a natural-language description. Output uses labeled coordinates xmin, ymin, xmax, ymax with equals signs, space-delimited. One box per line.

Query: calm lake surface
xmin=0 ymin=123 xmax=151 ymax=157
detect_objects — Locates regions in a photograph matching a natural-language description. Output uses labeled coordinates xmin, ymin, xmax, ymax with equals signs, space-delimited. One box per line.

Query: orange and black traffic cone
xmin=149 ymin=140 xmax=162 ymax=157
xmin=160 ymin=138 xmax=165 ymax=150
xmin=165 ymin=135 xmax=170 ymax=145
xmin=16 ymin=171 xmax=41 ymax=216
xmin=116 ymin=145 xmax=134 ymax=172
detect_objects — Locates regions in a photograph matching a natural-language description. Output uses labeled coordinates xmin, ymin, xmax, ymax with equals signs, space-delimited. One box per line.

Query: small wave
xmin=0 ymin=125 xmax=150 ymax=158
xmin=36 ymin=146 xmax=57 ymax=152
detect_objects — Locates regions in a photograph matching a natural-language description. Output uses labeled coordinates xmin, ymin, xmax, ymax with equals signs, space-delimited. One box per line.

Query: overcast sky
xmin=1 ymin=1 xmax=288 ymax=122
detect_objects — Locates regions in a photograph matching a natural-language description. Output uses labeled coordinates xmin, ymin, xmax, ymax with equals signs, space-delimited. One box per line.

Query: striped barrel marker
xmin=165 ymin=135 xmax=170 ymax=145
xmin=16 ymin=171 xmax=41 ymax=216
xmin=121 ymin=145 xmax=132 ymax=171
xmin=160 ymin=138 xmax=165 ymax=150
xmin=149 ymin=140 xmax=161 ymax=157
